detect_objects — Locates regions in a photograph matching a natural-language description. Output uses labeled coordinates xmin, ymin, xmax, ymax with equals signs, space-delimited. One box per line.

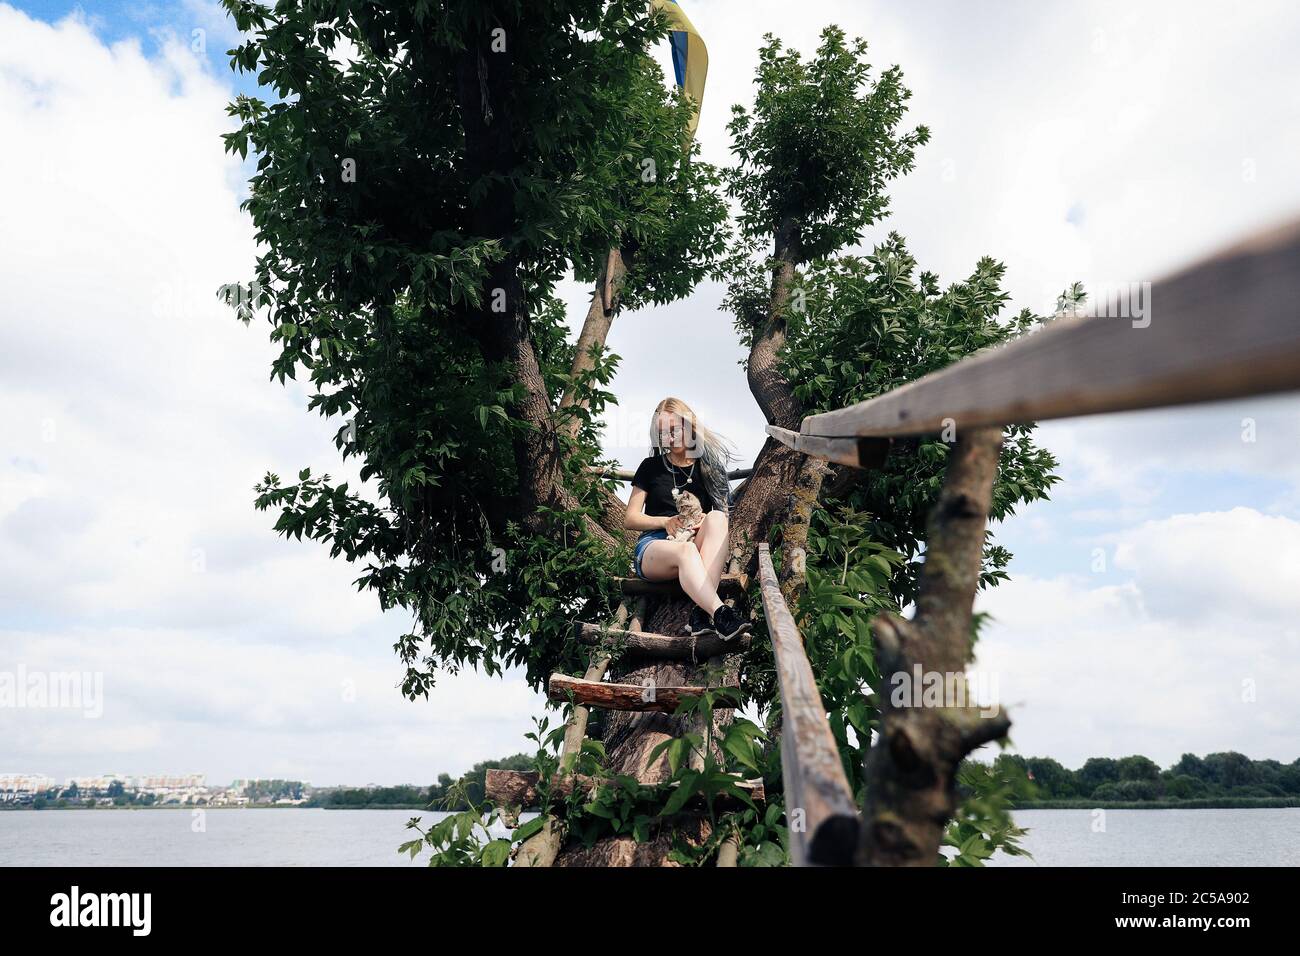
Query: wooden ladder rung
xmin=614 ymin=572 xmax=749 ymax=598
xmin=486 ymin=768 xmax=765 ymax=808
xmin=548 ymin=673 xmax=742 ymax=713
xmin=572 ymin=621 xmax=751 ymax=659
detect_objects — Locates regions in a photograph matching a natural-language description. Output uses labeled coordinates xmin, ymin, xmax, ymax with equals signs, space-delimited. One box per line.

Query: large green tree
xmin=223 ymin=3 xmax=1059 ymax=866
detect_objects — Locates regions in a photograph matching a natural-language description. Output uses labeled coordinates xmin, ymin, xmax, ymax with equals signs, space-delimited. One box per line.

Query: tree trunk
xmin=747 ymin=218 xmax=805 ymax=431
xmin=734 ymin=218 xmax=828 ymax=606
xmin=562 ymin=245 xmax=638 ymax=543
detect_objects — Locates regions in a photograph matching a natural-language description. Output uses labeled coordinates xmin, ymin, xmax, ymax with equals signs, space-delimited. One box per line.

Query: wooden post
xmin=857 ymin=426 xmax=1012 ymax=866
xmin=716 ymin=831 xmax=740 ymax=867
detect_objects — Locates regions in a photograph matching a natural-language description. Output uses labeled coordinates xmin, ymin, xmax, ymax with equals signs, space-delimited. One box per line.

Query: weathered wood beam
xmin=485 ymin=769 xmax=765 ymax=810
xmin=615 ymin=572 xmax=749 ymax=598
xmin=756 ymin=543 xmax=860 ymax=866
xmin=800 ymin=217 xmax=1300 ymax=440
xmin=547 ymin=674 xmax=742 ymax=714
xmin=764 ymin=427 xmax=892 ymax=469
xmin=572 ymin=621 xmax=752 ymax=660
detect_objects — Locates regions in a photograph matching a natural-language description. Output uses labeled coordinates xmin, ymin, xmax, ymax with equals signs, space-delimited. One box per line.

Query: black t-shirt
xmin=630 ymin=453 xmax=716 ymax=519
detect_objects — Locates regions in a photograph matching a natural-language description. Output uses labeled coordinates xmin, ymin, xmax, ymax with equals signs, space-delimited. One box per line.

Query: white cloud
xmin=4 ymin=0 xmax=1300 ymax=786
xmin=3 ymin=627 xmax=542 ymax=784
xmin=0 ymin=5 xmax=547 ymax=784
xmin=974 ymin=508 xmax=1300 ymax=768
xmin=1033 ymin=395 xmax=1300 ymax=510
xmin=1108 ymin=508 xmax=1300 ymax=626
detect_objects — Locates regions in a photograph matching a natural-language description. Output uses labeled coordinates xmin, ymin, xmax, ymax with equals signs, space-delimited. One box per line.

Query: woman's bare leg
xmin=639 ymin=540 xmax=723 ymax=615
xmin=692 ymin=511 xmax=729 ymax=593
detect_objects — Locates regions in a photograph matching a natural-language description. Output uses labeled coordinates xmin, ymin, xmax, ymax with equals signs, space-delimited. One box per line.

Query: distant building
xmin=65 ymin=774 xmax=129 ymax=792
xmin=0 ymin=773 xmax=56 ymax=792
xmin=1 ymin=772 xmax=303 ymax=806
xmin=134 ymin=773 xmax=205 ymax=790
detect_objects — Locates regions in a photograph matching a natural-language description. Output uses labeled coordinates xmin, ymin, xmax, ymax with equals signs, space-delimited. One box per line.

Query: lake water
xmin=0 ymin=809 xmax=524 ymax=867
xmin=2 ymin=807 xmax=1297 ymax=866
xmin=983 ymin=808 xmax=1300 ymax=867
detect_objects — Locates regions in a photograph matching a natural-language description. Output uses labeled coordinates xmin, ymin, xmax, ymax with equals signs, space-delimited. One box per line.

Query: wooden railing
xmin=770 ymin=217 xmax=1300 ymax=458
xmin=756 ymin=543 xmax=860 ymax=865
xmin=758 ymin=216 xmax=1300 ymax=865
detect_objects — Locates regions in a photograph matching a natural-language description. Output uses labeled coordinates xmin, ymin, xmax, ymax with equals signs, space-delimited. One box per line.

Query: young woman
xmin=624 ymin=397 xmax=752 ymax=640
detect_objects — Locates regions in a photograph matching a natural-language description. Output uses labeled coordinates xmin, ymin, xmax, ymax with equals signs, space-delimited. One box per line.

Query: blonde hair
xmin=648 ymin=397 xmax=738 ymax=515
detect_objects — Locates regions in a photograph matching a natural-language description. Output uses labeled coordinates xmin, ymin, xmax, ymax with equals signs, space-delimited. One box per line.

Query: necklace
xmin=661 ymin=451 xmax=696 ymax=499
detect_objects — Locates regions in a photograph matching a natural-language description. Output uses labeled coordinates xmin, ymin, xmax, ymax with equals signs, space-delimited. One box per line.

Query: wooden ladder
xmin=486 ymin=570 xmax=762 ymax=866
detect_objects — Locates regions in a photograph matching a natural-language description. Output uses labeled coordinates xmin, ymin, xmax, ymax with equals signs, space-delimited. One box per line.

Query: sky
xmin=2 ymin=0 xmax=1299 ymax=786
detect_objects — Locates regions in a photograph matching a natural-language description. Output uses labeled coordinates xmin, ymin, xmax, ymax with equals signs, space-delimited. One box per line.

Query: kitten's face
xmin=674 ymin=490 xmax=703 ymax=518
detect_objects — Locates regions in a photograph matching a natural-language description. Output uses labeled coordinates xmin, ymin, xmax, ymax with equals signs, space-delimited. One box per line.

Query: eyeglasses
xmin=658 ymin=421 xmax=698 ymax=448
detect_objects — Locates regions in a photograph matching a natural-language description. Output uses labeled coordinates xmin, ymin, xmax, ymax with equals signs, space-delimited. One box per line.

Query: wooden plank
xmin=757 ymin=543 xmax=860 ymax=866
xmin=615 ymin=572 xmax=749 ymax=598
xmin=765 ymin=426 xmax=891 ymax=468
xmin=547 ymin=673 xmax=741 ymax=714
xmin=800 ymin=218 xmax=1300 ymax=440
xmin=573 ymin=621 xmax=752 ymax=660
xmin=485 ymin=769 xmax=765 ymax=810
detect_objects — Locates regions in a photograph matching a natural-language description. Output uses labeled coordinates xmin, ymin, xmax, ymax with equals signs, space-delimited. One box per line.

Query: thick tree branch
xmin=557 ymin=243 xmax=638 ymax=544
xmin=747 ymin=218 xmax=805 ymax=431
xmin=559 ymin=245 xmax=631 ymax=439
xmin=734 ymin=217 xmax=826 ymax=612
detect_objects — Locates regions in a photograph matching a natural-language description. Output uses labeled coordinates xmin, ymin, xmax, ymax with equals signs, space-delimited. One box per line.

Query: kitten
xmin=668 ymin=490 xmax=705 ymax=541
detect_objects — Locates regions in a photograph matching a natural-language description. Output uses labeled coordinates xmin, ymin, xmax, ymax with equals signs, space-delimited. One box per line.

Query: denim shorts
xmin=633 ymin=529 xmax=669 ymax=580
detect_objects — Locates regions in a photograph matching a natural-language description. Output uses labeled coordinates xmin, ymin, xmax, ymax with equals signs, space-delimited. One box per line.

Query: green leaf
xmin=480 ymin=838 xmax=512 ymax=867
xmin=512 ymin=815 xmax=546 ymax=843
xmin=661 ymin=773 xmax=702 ymax=816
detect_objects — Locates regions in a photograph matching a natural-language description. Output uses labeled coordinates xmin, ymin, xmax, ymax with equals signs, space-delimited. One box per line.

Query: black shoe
xmin=685 ymin=604 xmax=712 ymax=636
xmin=709 ymin=604 xmax=753 ymax=642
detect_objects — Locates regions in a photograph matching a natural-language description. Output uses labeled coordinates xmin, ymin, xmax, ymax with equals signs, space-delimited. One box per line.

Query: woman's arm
xmin=625 ymin=487 xmax=671 ymax=532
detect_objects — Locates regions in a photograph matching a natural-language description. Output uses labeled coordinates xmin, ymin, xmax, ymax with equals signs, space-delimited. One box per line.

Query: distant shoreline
xmin=1013 ymin=797 xmax=1300 ymax=810
xmin=0 ymin=803 xmax=442 ymax=811
xmin=0 ymin=803 xmax=306 ymax=811
xmin=7 ymin=798 xmax=1300 ymax=812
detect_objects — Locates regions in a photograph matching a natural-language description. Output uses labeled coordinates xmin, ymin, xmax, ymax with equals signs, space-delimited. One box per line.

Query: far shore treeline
xmin=996 ymin=751 xmax=1300 ymax=809
xmin=9 ymin=751 xmax=1299 ymax=811
xmin=313 ymin=750 xmax=1300 ymax=811
xmin=311 ymin=750 xmax=1300 ymax=811
xmin=308 ymin=755 xmax=536 ymax=810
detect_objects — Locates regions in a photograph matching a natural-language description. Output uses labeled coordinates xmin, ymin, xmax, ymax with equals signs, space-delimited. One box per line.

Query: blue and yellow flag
xmin=650 ymin=0 xmax=708 ymax=137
